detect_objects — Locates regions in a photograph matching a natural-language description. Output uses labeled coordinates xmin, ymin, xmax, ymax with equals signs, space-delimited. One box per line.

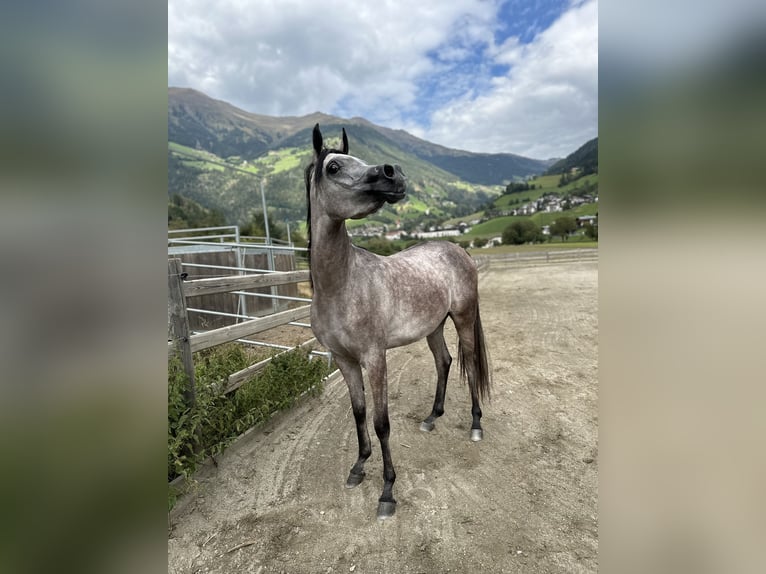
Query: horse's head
xmin=306 ymin=124 xmax=406 ymax=221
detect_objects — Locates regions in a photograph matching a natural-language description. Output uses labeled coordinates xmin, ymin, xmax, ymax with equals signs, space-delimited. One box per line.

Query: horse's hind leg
xmin=420 ymin=318 xmax=451 ymax=433
xmin=453 ymin=313 xmax=485 ymax=442
xmin=335 ymin=357 xmax=372 ymax=488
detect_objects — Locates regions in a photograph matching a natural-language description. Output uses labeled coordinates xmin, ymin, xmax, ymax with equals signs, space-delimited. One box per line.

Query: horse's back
xmin=388 ymin=240 xmax=479 ymax=313
xmin=392 ymin=240 xmax=478 ymax=285
xmin=395 ymin=239 xmax=475 ymax=266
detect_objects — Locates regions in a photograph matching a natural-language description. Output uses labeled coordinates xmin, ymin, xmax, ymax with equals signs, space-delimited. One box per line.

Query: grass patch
xmin=168 ymin=344 xmax=331 ymax=509
xmin=464 ymin=203 xmax=598 ymax=239
xmin=401 ymin=195 xmax=429 ymax=213
xmin=270 ymin=149 xmax=305 ymax=173
xmin=179 ymin=159 xmax=225 ymax=172
xmin=169 ymin=143 xmax=227 ymax=172
xmin=169 ymin=141 xmax=205 ymax=156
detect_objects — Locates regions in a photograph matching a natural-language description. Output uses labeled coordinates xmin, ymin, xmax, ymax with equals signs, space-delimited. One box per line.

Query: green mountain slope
xmin=168 ymin=87 xmax=556 ymax=230
xmin=544 ymin=137 xmax=598 ymax=175
xmin=366 ymin=123 xmax=555 ymax=184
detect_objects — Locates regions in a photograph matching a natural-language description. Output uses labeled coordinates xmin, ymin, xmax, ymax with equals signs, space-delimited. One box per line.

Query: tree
xmin=550 ymin=216 xmax=577 ymax=241
xmin=584 ymin=222 xmax=598 ymax=240
xmin=353 ymin=236 xmax=400 ymax=255
xmin=504 ymin=181 xmax=532 ymax=195
xmin=168 ymin=194 xmax=226 ymax=230
xmin=289 ymin=228 xmax=307 ymax=247
xmin=502 ymin=219 xmax=543 ymax=245
xmin=473 ymin=237 xmax=488 ymax=248
xmin=242 ymin=211 xmax=286 ymax=241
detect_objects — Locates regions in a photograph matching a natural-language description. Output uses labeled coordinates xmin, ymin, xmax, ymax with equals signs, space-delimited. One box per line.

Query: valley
xmin=168 ymin=87 xmax=597 ymax=246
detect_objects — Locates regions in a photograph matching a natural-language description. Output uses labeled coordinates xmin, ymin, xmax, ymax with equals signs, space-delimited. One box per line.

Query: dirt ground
xmin=168 ymin=258 xmax=598 ymax=573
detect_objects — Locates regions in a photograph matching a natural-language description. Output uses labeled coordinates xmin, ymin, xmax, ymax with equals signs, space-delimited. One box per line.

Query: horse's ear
xmin=312 ymin=124 xmax=323 ymax=155
xmin=340 ymin=128 xmax=349 ymax=154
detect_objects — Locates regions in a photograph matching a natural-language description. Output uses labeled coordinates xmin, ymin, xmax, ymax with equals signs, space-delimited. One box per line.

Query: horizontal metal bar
xmin=231 ymin=291 xmax=312 ymax=303
xmin=240 ymin=235 xmax=293 ymax=245
xmin=238 ymin=340 xmax=326 ymax=355
xmin=183 ymin=305 xmax=312 ymax=354
xmin=169 ymin=238 xmax=307 ymax=253
xmin=168 ymin=234 xmax=238 ymax=242
xmin=187 ymin=308 xmax=254 ymax=320
xmin=168 ymin=226 xmax=238 ymax=234
xmin=307 ymin=350 xmax=331 ymax=358
xmin=181 ymin=262 xmax=276 ymax=274
xmin=237 ymin=339 xmax=294 ymax=351
xmin=182 ymin=270 xmax=310 ymax=297
xmin=187 ymin=306 xmax=313 ymax=321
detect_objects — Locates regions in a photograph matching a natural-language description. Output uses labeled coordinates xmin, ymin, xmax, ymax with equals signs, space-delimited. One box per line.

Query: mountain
xmin=360 ymin=123 xmax=554 ymax=185
xmin=168 ymin=87 xmax=555 ymax=229
xmin=544 ymin=137 xmax=598 ymax=176
xmin=169 ymin=88 xmax=340 ymax=159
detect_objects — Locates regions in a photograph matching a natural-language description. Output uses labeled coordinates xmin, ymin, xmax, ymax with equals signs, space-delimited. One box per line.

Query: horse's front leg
xmin=335 ymin=357 xmax=371 ymax=488
xmin=365 ymin=351 xmax=397 ymax=519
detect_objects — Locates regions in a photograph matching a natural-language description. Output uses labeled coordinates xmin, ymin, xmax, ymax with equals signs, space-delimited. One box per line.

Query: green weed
xmin=168 ymin=344 xmax=330 ymax=508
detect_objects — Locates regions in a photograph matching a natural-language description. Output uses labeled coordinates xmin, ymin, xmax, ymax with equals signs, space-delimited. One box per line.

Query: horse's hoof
xmin=377 ymin=500 xmax=396 ymax=520
xmin=420 ymin=420 xmax=435 ymax=432
xmin=470 ymin=428 xmax=483 ymax=442
xmin=345 ymin=472 xmax=365 ymax=488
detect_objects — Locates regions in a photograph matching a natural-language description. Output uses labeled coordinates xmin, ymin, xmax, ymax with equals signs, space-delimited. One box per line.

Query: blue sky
xmin=168 ymin=0 xmax=597 ymax=158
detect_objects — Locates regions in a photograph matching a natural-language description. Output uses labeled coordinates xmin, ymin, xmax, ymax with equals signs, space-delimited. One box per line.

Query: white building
xmin=415 ymin=229 xmax=462 ymax=239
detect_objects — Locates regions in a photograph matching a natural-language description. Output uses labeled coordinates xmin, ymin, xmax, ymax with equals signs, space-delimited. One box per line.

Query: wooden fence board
xmin=175 ymin=305 xmax=312 ymax=354
xmin=224 ymin=338 xmax=319 ymax=394
xmin=183 ymin=270 xmax=310 ymax=297
xmin=167 ymin=258 xmax=196 ymax=406
xmin=175 ymin=250 xmax=301 ymax=329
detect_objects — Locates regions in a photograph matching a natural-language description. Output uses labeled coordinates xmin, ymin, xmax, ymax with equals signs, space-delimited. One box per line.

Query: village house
xmin=576 ymin=215 xmax=597 ymax=228
xmin=485 ymin=236 xmax=503 ymax=247
xmin=415 ymin=228 xmax=462 ymax=239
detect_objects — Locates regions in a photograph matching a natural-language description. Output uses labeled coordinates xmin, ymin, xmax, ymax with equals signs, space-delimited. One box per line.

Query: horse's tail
xmin=458 ymin=303 xmax=491 ymax=404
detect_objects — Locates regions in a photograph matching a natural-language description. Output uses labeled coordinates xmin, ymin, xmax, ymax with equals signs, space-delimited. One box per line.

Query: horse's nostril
xmin=383 ymin=164 xmax=395 ymax=178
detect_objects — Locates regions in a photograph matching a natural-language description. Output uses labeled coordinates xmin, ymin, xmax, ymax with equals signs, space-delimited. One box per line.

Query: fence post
xmin=168 ymin=258 xmax=196 ymax=407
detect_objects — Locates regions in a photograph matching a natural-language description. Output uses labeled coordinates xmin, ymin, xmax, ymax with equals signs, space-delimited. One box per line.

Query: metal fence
xmin=167 ymin=226 xmax=330 ymax=403
xmin=168 ymin=226 xmax=309 ymax=330
xmin=486 ymin=248 xmax=598 ymax=265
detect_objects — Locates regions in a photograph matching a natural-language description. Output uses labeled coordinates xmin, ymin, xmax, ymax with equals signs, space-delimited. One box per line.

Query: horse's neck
xmin=310 ymin=215 xmax=354 ymax=295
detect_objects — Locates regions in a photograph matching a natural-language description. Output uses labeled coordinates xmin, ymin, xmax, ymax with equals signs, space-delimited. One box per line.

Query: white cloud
xmin=168 ymin=0 xmax=598 ymax=157
xmin=170 ymin=0 xmax=491 ymax=115
xmin=422 ymin=0 xmax=598 ymax=157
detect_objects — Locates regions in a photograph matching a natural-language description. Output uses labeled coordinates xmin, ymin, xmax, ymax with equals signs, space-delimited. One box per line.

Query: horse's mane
xmin=304 ymin=145 xmax=346 ymax=286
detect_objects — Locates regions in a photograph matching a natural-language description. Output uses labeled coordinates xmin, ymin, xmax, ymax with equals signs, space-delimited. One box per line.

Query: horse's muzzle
xmin=383 ymin=189 xmax=406 ymax=203
xmin=366 ymin=164 xmax=405 ymax=182
xmin=365 ymin=163 xmax=406 ymax=203
xmin=383 ymin=164 xmax=401 ymax=179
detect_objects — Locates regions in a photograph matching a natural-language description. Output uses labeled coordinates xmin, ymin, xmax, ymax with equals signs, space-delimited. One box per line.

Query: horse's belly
xmin=312 ymin=294 xmax=448 ymax=354
xmin=385 ymin=307 xmax=448 ymax=348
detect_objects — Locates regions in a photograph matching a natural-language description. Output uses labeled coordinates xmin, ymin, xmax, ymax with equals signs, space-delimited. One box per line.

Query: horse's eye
xmin=327 ymin=161 xmax=340 ymax=175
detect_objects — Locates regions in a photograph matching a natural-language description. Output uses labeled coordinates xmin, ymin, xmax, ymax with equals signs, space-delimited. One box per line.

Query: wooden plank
xmin=168 ymin=258 xmax=196 ymax=407
xmin=186 ymin=305 xmax=312 ymax=354
xmin=181 ymin=250 xmax=240 ymax=330
xmin=182 ymin=270 xmax=310 ymax=298
xmin=224 ymin=338 xmax=318 ymax=394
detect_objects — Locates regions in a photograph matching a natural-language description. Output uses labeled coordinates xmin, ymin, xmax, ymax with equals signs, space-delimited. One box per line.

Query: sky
xmin=168 ymin=0 xmax=597 ymax=159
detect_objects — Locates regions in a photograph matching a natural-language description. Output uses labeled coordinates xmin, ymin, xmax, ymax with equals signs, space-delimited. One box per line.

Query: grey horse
xmin=305 ymin=124 xmax=491 ymax=519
